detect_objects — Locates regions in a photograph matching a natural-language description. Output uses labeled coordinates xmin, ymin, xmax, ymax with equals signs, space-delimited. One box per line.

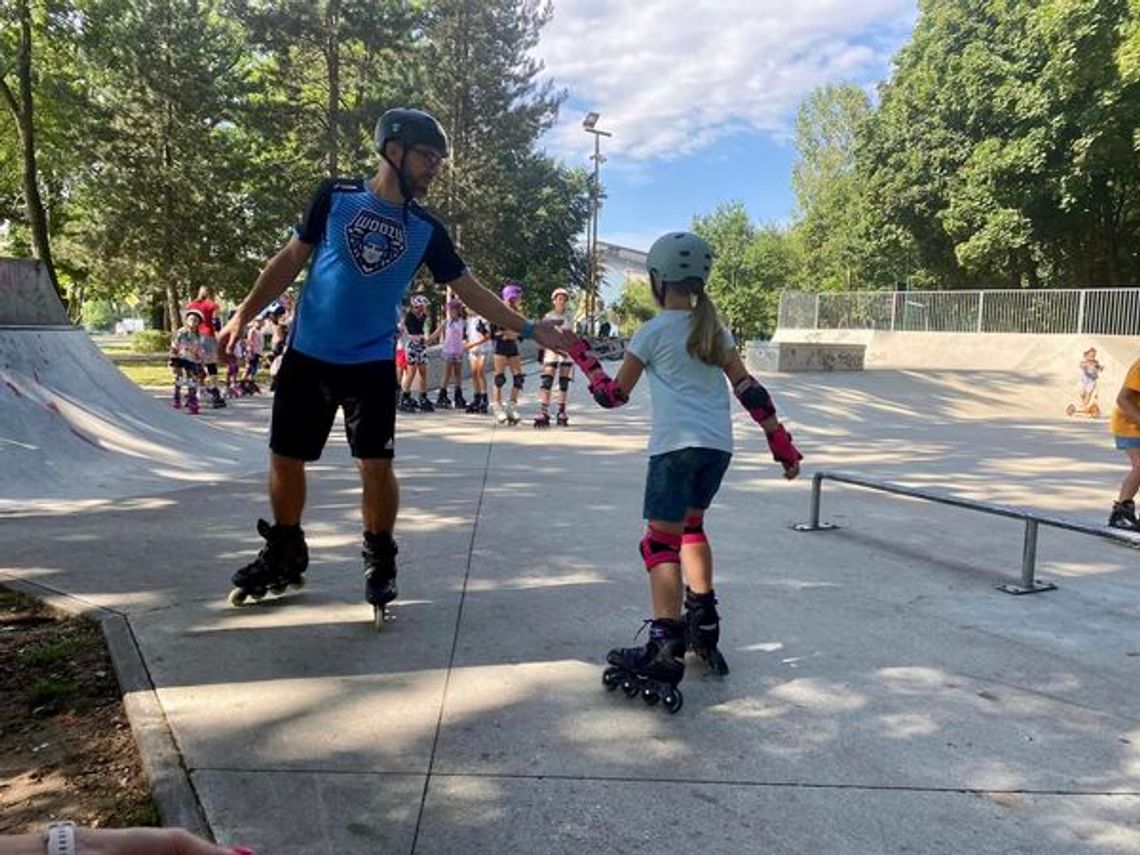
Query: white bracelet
xmin=46 ymin=822 xmax=76 ymax=855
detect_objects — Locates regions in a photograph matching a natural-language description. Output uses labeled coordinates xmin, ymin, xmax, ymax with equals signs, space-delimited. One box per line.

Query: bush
xmin=131 ymin=329 xmax=169 ymax=354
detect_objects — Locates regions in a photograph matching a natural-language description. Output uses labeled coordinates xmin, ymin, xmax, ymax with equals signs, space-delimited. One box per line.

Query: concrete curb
xmin=0 ymin=574 xmax=212 ymax=840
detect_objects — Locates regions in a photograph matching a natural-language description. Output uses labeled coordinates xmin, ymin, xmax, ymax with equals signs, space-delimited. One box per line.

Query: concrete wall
xmin=747 ymin=340 xmax=865 ymax=373
xmin=0 ymin=258 xmax=69 ymax=326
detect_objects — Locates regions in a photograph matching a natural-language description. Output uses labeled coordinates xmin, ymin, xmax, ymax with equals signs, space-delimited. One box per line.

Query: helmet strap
xmin=380 ymin=144 xmax=415 ymax=202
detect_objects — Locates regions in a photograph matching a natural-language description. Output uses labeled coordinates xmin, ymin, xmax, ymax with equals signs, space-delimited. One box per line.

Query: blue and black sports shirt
xmin=290 ymin=178 xmax=466 ymax=363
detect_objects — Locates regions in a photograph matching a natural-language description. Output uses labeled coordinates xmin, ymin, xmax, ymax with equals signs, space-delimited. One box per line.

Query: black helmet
xmin=374 ymin=108 xmax=449 ymax=158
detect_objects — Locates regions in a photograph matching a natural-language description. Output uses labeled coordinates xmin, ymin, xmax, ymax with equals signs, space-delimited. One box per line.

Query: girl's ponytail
xmin=687 ymin=289 xmax=727 ymax=366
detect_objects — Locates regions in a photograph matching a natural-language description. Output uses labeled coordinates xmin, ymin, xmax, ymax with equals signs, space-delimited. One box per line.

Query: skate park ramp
xmin=0 ymin=259 xmax=264 ymax=512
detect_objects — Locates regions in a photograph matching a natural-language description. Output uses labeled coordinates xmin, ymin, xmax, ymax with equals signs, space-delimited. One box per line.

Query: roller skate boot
xmin=172 ymin=384 xmax=182 ymax=409
xmin=436 ymin=389 xmax=452 ymax=409
xmin=478 ymin=394 xmax=489 ymax=414
xmin=418 ymin=393 xmax=435 ymax=412
xmin=186 ymin=387 xmax=200 ymax=415
xmin=228 ymin=519 xmax=309 ymax=606
xmin=494 ymin=404 xmax=509 ymax=424
xmin=533 ymin=408 xmax=551 ymax=428
xmin=684 ymin=587 xmax=729 ymax=675
xmin=363 ymin=531 xmax=398 ymax=631
xmin=209 ymin=386 xmax=227 ymax=408
xmin=453 ymin=389 xmax=467 ymax=410
xmin=1108 ymin=500 xmax=1140 ymax=532
xmin=465 ymin=392 xmax=481 ymax=413
xmin=506 ymin=402 xmax=520 ymax=425
xmin=556 ymin=406 xmax=569 ymax=427
xmin=399 ymin=392 xmax=419 ymax=413
xmin=602 ymin=618 xmax=685 ymax=714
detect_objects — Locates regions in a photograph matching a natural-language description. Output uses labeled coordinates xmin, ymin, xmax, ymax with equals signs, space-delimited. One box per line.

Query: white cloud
xmin=535 ymin=0 xmax=916 ymax=162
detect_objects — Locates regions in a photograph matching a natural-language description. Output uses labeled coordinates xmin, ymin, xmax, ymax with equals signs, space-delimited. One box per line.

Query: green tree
xmin=612 ymin=275 xmax=656 ymax=329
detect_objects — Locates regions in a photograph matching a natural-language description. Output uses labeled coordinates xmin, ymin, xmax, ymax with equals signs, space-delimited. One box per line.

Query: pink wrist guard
xmin=568 ymin=339 xmax=628 ymax=408
xmin=766 ymin=424 xmax=802 ymax=473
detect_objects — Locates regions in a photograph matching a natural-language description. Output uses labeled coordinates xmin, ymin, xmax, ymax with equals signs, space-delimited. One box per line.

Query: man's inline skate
xmin=1108 ymin=500 xmax=1140 ymax=532
xmin=363 ymin=531 xmax=398 ymax=631
xmin=228 ymin=519 xmax=309 ymax=606
xmin=602 ymin=618 xmax=685 ymax=714
xmin=684 ymin=587 xmax=729 ymax=675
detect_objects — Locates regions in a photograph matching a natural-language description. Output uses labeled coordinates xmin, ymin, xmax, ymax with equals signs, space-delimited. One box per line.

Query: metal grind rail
xmin=794 ymin=471 xmax=1140 ymax=595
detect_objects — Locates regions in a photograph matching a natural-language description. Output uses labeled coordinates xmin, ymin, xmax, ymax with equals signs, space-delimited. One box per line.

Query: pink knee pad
xmin=639 ymin=525 xmax=682 ymax=571
xmin=682 ymin=513 xmax=707 ymax=546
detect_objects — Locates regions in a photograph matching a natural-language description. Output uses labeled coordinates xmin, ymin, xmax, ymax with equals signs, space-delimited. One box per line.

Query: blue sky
xmin=534 ymin=0 xmax=919 ymax=253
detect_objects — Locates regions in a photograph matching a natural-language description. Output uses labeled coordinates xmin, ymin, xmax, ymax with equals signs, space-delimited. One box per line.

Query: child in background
xmin=490 ymin=283 xmax=526 ymax=425
xmin=1108 ymin=356 xmax=1140 ymax=531
xmin=241 ymin=318 xmax=264 ymax=395
xmin=557 ymin=232 xmax=802 ymax=713
xmin=399 ymin=295 xmax=435 ymax=412
xmin=465 ymin=311 xmax=492 ymax=413
xmin=169 ymin=306 xmax=205 ymax=414
xmin=534 ymin=286 xmax=575 ymax=428
xmin=1078 ymin=347 xmax=1103 ymax=411
xmin=435 ymin=299 xmax=468 ymax=409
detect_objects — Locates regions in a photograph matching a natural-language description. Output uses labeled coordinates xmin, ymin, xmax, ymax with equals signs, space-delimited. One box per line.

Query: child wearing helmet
xmin=399 ymin=295 xmax=435 ymax=412
xmin=534 ymin=287 xmax=575 ymax=428
xmin=169 ymin=306 xmax=206 ymax=414
xmin=558 ymin=231 xmax=804 ymax=714
xmin=491 ymin=284 xmax=526 ymax=424
xmin=464 ymin=310 xmax=492 ymax=413
xmin=431 ymin=299 xmax=468 ymax=409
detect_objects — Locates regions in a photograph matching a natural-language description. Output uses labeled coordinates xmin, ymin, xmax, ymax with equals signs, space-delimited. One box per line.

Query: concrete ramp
xmin=0 ymin=265 xmax=265 ymax=512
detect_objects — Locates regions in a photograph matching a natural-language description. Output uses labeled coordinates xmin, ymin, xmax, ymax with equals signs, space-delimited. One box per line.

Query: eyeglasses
xmin=410 ymin=147 xmax=446 ymax=169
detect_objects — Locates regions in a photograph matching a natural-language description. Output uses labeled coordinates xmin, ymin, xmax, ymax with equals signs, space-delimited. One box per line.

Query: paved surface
xmin=3 ymin=367 xmax=1140 ymax=853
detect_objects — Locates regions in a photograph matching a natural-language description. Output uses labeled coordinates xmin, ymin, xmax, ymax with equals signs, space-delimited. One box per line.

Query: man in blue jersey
xmin=217 ymin=107 xmax=567 ymax=627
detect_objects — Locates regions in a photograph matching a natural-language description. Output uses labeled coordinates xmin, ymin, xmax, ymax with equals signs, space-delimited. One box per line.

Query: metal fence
xmin=779 ymin=288 xmax=1140 ymax=336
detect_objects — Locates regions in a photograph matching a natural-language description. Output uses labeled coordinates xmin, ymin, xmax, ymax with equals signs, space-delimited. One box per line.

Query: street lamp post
xmin=583 ymin=111 xmax=611 ymax=336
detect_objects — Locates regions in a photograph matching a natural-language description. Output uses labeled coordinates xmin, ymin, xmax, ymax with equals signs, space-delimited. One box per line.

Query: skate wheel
xmin=1066 ymin=404 xmax=1076 ymax=416
xmin=1089 ymin=404 xmax=1101 ymax=418
xmin=249 ymin=589 xmax=266 ymax=602
xmin=662 ymin=689 xmax=684 ymax=714
xmin=621 ymin=679 xmax=639 ymax=698
xmin=641 ymin=688 xmax=660 ymax=706
xmin=602 ymin=667 xmax=622 ymax=691
xmin=292 ymin=576 xmax=306 ymax=591
xmin=228 ymin=588 xmax=248 ymax=607
xmin=373 ymin=605 xmax=394 ymax=632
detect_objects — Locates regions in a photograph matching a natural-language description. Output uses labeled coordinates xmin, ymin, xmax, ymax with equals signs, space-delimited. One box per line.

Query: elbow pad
xmin=734 ymin=375 xmax=776 ymax=424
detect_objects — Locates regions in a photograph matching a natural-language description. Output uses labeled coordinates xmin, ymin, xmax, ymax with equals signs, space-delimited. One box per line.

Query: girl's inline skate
xmin=684 ymin=587 xmax=729 ymax=675
xmin=228 ymin=519 xmax=309 ymax=606
xmin=602 ymin=618 xmax=685 ymax=714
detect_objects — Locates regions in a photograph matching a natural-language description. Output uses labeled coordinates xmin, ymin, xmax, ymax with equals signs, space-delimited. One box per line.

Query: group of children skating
xmin=395 ymin=284 xmax=577 ymax=427
xmin=169 ymin=291 xmax=286 ymax=414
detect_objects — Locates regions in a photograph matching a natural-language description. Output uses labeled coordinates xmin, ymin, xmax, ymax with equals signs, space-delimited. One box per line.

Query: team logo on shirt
xmin=345 ymin=210 xmax=406 ymax=275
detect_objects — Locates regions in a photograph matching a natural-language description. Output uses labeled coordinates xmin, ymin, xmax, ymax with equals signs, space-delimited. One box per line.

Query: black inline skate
xmin=363 ymin=531 xmax=398 ymax=632
xmin=555 ymin=407 xmax=569 ymax=427
xmin=1108 ymin=500 xmax=1140 ymax=532
xmin=399 ymin=392 xmax=419 ymax=413
xmin=418 ymin=393 xmax=435 ymax=412
xmin=533 ymin=408 xmax=551 ymax=428
xmin=602 ymin=618 xmax=685 ymax=714
xmin=228 ymin=519 xmax=309 ymax=606
xmin=684 ymin=587 xmax=729 ymax=675
xmin=453 ymin=389 xmax=467 ymax=410
xmin=436 ymin=389 xmax=452 ymax=409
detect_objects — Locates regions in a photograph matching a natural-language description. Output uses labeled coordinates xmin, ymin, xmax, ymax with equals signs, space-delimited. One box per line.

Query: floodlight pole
xmin=583 ymin=116 xmax=612 ymax=336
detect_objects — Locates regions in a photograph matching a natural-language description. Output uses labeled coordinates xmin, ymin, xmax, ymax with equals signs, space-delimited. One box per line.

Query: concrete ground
xmin=2 ymin=370 xmax=1139 ymax=854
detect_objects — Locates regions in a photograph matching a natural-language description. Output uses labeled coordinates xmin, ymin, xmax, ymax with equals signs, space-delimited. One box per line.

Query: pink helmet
xmin=447 ymin=298 xmax=463 ymax=310
xmin=501 ymin=283 xmax=523 ymax=302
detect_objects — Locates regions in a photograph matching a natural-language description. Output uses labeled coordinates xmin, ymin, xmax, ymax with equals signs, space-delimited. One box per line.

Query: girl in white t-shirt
xmin=558 ymin=231 xmax=803 ymax=713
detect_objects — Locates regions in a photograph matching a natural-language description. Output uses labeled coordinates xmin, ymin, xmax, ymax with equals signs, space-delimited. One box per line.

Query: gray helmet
xmin=646 ymin=232 xmax=713 ymax=287
xmin=374 ymin=108 xmax=449 ymax=158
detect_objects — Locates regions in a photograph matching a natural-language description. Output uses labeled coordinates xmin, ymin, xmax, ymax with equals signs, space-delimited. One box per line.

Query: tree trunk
xmin=0 ymin=0 xmax=65 ymax=311
xmin=325 ymin=0 xmax=341 ymax=177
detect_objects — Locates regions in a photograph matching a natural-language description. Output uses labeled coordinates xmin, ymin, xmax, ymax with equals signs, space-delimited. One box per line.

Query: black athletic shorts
xmin=269 ymin=348 xmax=397 ymax=461
xmin=494 ymin=338 xmax=520 ymax=358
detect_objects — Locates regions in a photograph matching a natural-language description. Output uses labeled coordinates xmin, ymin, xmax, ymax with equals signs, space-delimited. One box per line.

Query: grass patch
xmin=29 ymin=677 xmax=78 ymax=706
xmin=23 ymin=634 xmax=86 ymax=666
xmin=113 ymin=359 xmax=172 ymax=388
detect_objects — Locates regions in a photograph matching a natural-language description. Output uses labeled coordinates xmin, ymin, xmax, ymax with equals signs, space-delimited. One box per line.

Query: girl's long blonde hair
xmin=665 ymin=277 xmax=727 ymax=366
